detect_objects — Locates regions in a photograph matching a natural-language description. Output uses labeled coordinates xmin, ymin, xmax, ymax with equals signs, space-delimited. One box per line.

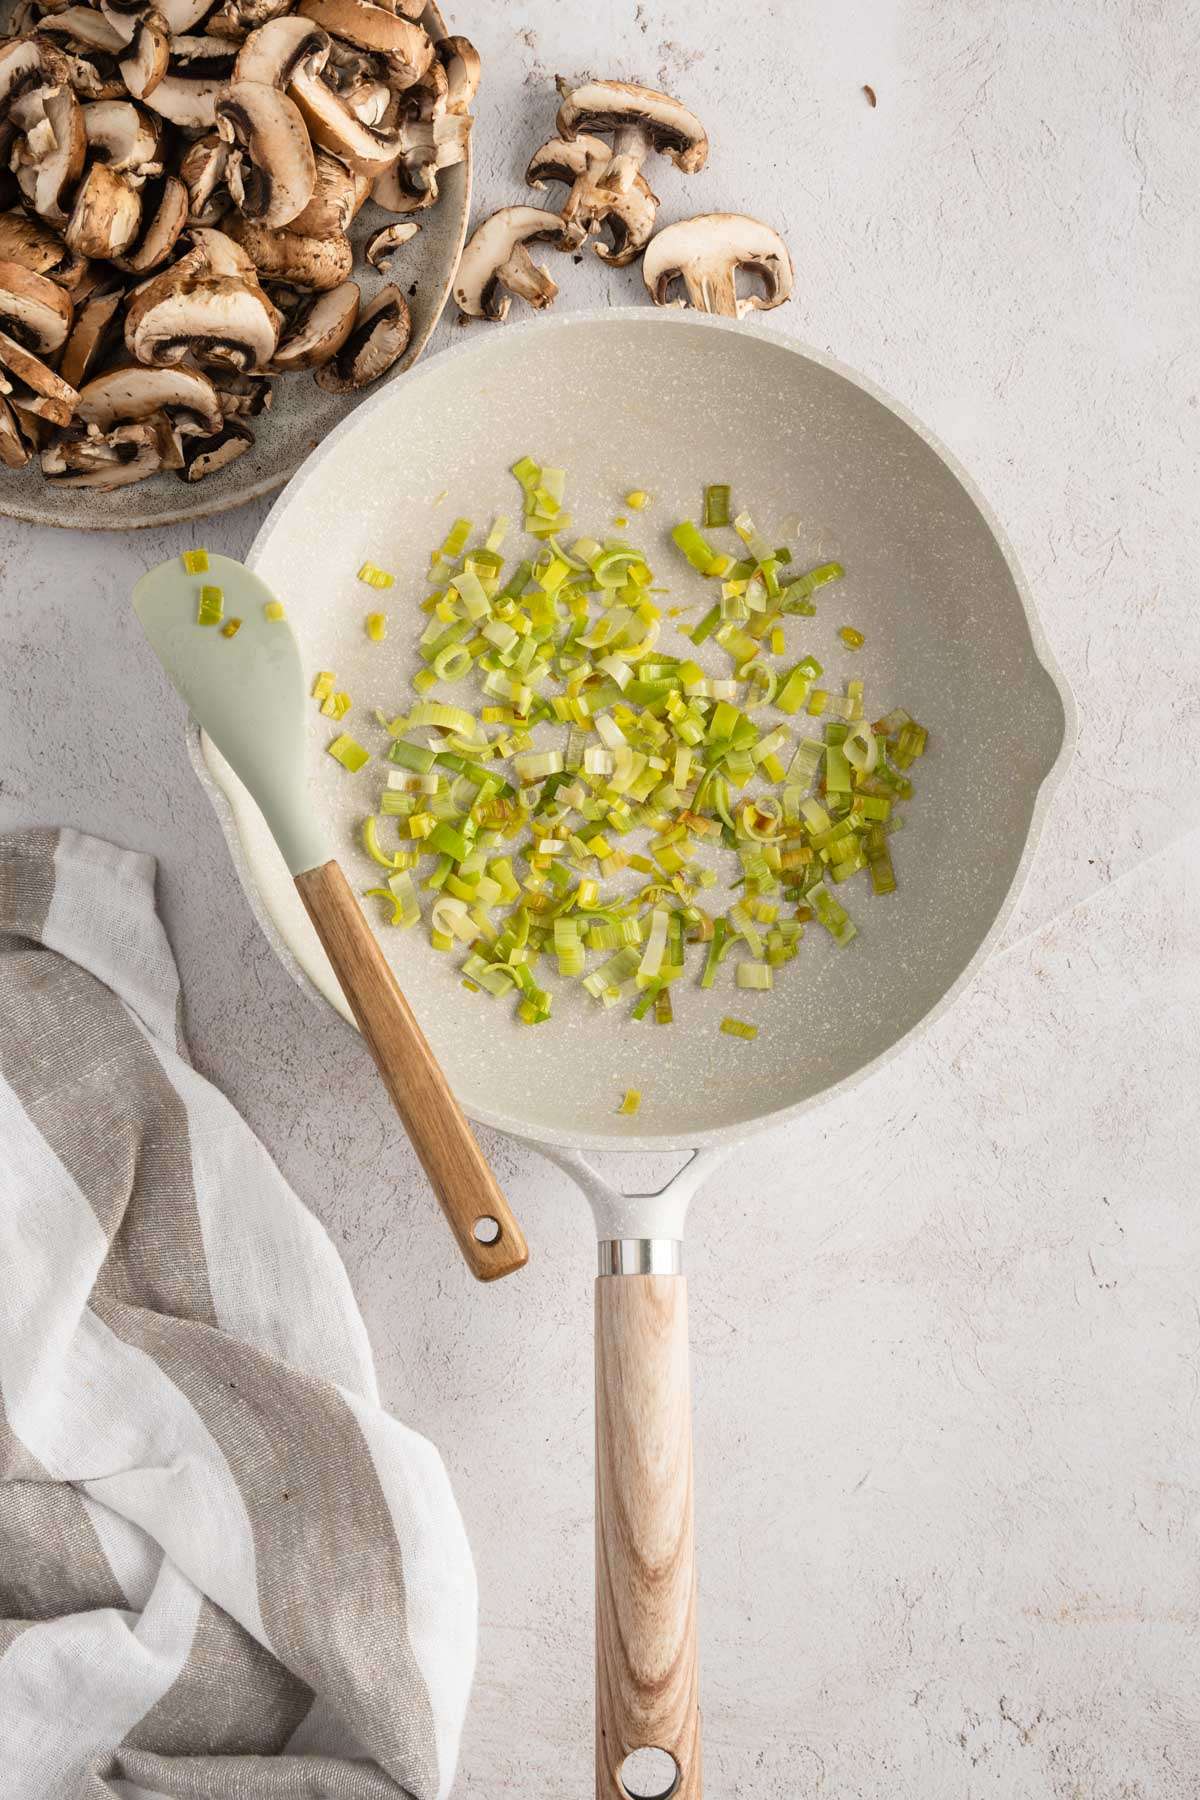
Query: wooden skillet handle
xmin=295 ymin=859 xmax=528 ymax=1282
xmin=595 ymin=1264 xmax=701 ymax=1797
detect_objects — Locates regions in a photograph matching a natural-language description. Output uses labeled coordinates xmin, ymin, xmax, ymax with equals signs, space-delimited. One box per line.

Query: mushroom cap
xmin=641 ymin=212 xmax=794 ymax=317
xmin=119 ymin=11 xmax=171 ymax=100
xmin=125 ymin=271 xmax=281 ymax=369
xmin=555 ymin=78 xmax=708 ymax=175
xmin=269 ymin=276 xmax=357 ymax=369
xmin=77 ymin=357 xmax=224 ymax=430
xmin=41 ymin=414 xmax=174 ymax=487
xmin=288 ymin=61 xmax=401 ymax=177
xmin=0 ymin=325 xmax=81 ymax=424
xmin=0 ymin=209 xmax=72 ymax=277
xmin=142 ymin=72 xmax=224 ymax=128
xmin=64 ymin=161 xmax=143 ymax=259
xmin=57 ymin=284 xmax=123 ymax=387
xmin=0 ymin=257 xmax=74 ymax=351
xmin=296 ymin=0 xmax=432 ymax=82
xmin=453 ymin=206 xmax=566 ymax=320
xmin=314 ymin=279 xmax=408 ymax=390
xmin=233 ymin=14 xmax=329 ymax=85
xmin=223 ymin=210 xmax=353 ymax=289
xmin=216 ymin=80 xmax=316 ymax=229
xmin=176 ymin=415 xmax=253 ymax=480
xmin=82 ymin=97 xmax=163 ymax=172
xmin=111 ymin=172 xmax=188 ymax=271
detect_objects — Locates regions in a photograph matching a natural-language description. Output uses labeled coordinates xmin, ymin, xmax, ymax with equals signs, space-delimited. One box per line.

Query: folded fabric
xmin=0 ymin=828 xmax=476 ymax=1800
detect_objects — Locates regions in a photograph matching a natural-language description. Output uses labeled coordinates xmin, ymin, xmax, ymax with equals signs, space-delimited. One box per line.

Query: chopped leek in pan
xmin=332 ymin=463 xmax=928 ymax=1034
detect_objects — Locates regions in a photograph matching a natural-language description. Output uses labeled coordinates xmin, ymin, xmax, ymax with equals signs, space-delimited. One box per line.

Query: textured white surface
xmin=1 ymin=1 xmax=1197 ymax=1793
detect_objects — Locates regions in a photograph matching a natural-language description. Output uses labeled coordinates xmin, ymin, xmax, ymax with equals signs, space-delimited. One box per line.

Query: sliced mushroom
xmin=187 ymin=222 xmax=260 ymax=278
xmin=57 ymin=283 xmax=123 ymax=386
xmin=372 ymin=110 xmax=469 ymax=213
xmin=96 ymin=0 xmax=142 ymax=49
xmin=641 ymin=213 xmax=793 ymax=318
xmin=11 ymin=85 xmax=86 ymax=226
xmin=555 ymin=77 xmax=708 ymax=195
xmin=0 ymin=392 xmax=34 ymax=467
xmin=454 ymin=207 xmax=566 ymax=321
xmin=211 ymin=366 xmax=272 ymax=413
xmin=38 ymin=9 xmax=130 ymax=54
xmin=157 ymin=0 xmax=220 ymax=33
xmin=64 ymin=162 xmax=143 ymax=258
xmin=526 ymin=133 xmax=657 ymax=266
xmin=179 ymin=132 xmax=230 ymax=223
xmin=365 ymin=217 xmax=417 ymax=270
xmin=119 ymin=10 xmax=170 ymax=99
xmin=55 ymin=51 xmax=128 ymax=106
xmin=205 ymin=0 xmax=292 ymax=37
xmin=125 ymin=268 xmax=280 ymax=369
xmin=176 ymin=414 xmax=253 ymax=478
xmin=0 ymin=327 xmax=80 ymax=425
xmin=288 ymin=148 xmax=366 ymax=235
xmin=269 ymin=275 xmax=356 ymax=368
xmin=166 ymin=33 xmax=241 ymax=78
xmin=41 ymin=413 xmax=175 ymax=486
xmin=142 ymin=72 xmax=224 ymax=128
xmin=288 ymin=54 xmax=401 ymax=176
xmin=111 ymin=171 xmax=187 ymax=271
xmin=0 ymin=258 xmax=74 ymax=351
xmin=77 ymin=357 xmax=224 ymax=431
xmin=215 ymin=80 xmax=315 ymax=228
xmin=223 ymin=211 xmax=352 ymax=289
xmin=296 ymin=0 xmax=432 ymax=83
xmin=437 ymin=35 xmax=479 ymax=115
xmin=233 ymin=13 xmax=328 ymax=84
xmin=82 ymin=97 xmax=163 ymax=173
xmin=0 ymin=210 xmax=69 ymax=276
xmin=314 ymin=280 xmax=407 ymax=390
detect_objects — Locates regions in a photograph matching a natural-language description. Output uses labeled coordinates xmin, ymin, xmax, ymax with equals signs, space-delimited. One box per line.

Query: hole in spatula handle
xmin=472 ymin=1215 xmax=501 ymax=1245
xmin=618 ymin=1747 xmax=680 ymax=1799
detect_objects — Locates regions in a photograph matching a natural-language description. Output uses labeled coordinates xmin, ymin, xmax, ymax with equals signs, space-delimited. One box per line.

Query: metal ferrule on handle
xmin=599 ymin=1239 xmax=683 ymax=1277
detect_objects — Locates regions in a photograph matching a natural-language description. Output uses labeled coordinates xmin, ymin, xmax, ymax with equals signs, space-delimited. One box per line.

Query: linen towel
xmin=0 ymin=828 xmax=476 ymax=1800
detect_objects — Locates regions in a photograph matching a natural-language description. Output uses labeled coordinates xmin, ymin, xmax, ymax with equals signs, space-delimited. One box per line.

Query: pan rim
xmin=212 ymin=306 xmax=1077 ymax=1154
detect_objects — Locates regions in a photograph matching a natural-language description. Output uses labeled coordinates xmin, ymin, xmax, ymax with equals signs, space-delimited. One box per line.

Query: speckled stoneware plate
xmin=193 ymin=308 xmax=1076 ymax=1155
xmin=0 ymin=1 xmax=469 ymax=532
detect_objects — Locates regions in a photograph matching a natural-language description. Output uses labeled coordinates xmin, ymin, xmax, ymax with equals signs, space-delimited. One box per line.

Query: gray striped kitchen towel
xmin=0 ymin=828 xmax=476 ymax=1800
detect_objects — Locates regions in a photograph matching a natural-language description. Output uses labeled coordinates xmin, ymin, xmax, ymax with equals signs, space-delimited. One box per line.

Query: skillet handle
xmin=294 ymin=858 xmax=528 ymax=1282
xmin=595 ymin=1253 xmax=701 ymax=1798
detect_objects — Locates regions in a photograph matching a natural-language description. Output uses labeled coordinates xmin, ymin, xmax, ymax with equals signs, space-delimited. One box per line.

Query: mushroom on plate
xmin=454 ymin=206 xmax=567 ymax=321
xmin=124 ymin=246 xmax=282 ymax=370
xmin=554 ymin=77 xmax=707 ymax=196
xmin=224 ymin=211 xmax=353 ymax=288
xmin=215 ymin=79 xmax=316 ymax=227
xmin=119 ymin=11 xmax=171 ymax=100
xmin=64 ymin=161 xmax=142 ymax=258
xmin=76 ymin=358 xmax=225 ymax=432
xmin=0 ymin=258 xmax=74 ymax=354
xmin=641 ymin=213 xmax=794 ymax=318
xmin=0 ymin=326 xmax=80 ymax=424
xmin=269 ymin=276 xmax=358 ymax=368
xmin=526 ymin=132 xmax=657 ymax=265
xmin=314 ymin=279 xmax=405 ymax=388
xmin=364 ymin=217 xmax=417 ymax=270
xmin=41 ymin=412 xmax=178 ymax=486
xmin=296 ymin=0 xmax=432 ymax=86
xmin=372 ymin=38 xmax=470 ymax=214
xmin=176 ymin=415 xmax=253 ymax=479
xmin=58 ymin=285 xmax=124 ymax=386
xmin=111 ymin=174 xmax=189 ymax=273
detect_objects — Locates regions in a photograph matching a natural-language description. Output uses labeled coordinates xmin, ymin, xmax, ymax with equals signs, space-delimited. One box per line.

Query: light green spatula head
xmin=132 ymin=553 xmax=328 ymax=878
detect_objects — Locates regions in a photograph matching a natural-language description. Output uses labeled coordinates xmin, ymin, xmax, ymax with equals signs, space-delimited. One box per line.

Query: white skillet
xmin=193 ymin=309 xmax=1074 ymax=1798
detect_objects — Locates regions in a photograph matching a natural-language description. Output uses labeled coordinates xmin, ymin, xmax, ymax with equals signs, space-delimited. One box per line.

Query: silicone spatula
xmin=132 ymin=551 xmax=528 ymax=1282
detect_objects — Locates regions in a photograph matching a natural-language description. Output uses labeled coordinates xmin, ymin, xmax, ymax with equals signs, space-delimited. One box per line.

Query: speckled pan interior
xmin=0 ymin=2 xmax=467 ymax=531
xmin=200 ymin=309 xmax=1072 ymax=1149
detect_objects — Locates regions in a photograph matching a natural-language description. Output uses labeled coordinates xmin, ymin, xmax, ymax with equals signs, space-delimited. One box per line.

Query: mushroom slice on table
xmin=215 ymin=80 xmax=316 ymax=228
xmin=57 ymin=284 xmax=123 ymax=386
xmin=641 ymin=212 xmax=793 ymax=318
xmin=125 ymin=269 xmax=281 ymax=369
xmin=224 ymin=212 xmax=352 ymax=289
xmin=554 ymin=77 xmax=708 ymax=195
xmin=179 ymin=133 xmax=231 ymax=223
xmin=111 ymin=172 xmax=188 ymax=272
xmin=77 ymin=358 xmax=224 ymax=432
xmin=454 ymin=207 xmax=566 ymax=321
xmin=526 ymin=133 xmax=657 ymax=266
xmin=0 ymin=259 xmax=74 ymax=353
xmin=313 ymin=280 xmax=407 ymax=390
xmin=41 ymin=413 xmax=176 ymax=486
xmin=11 ymin=85 xmax=87 ymax=226
xmin=119 ymin=11 xmax=170 ymax=99
xmin=0 ymin=326 xmax=80 ymax=425
xmin=269 ymin=277 xmax=357 ymax=368
xmin=64 ymin=161 xmax=142 ymax=258
xmin=82 ymin=97 xmax=163 ymax=174
xmin=364 ymin=218 xmax=417 ymax=270
xmin=296 ymin=0 xmax=432 ymax=84
xmin=176 ymin=414 xmax=253 ymax=479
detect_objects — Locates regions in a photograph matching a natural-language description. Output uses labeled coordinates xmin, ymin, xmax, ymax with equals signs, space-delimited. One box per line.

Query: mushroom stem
xmin=598 ymin=123 xmax=652 ymax=194
xmin=497 ymin=242 xmax=557 ymax=311
xmin=687 ymin=262 xmax=739 ymax=317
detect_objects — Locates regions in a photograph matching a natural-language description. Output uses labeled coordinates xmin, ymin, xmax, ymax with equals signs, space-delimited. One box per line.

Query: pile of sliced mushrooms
xmin=0 ymin=0 xmax=477 ymax=487
xmin=455 ymin=76 xmax=793 ymax=325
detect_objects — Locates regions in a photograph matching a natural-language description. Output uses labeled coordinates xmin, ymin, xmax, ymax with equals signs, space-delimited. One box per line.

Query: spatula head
xmin=132 ymin=553 xmax=327 ymax=877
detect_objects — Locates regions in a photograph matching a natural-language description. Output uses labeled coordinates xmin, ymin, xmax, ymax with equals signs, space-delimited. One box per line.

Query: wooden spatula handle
xmin=595 ymin=1270 xmax=701 ymax=1797
xmin=295 ymin=859 xmax=527 ymax=1282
